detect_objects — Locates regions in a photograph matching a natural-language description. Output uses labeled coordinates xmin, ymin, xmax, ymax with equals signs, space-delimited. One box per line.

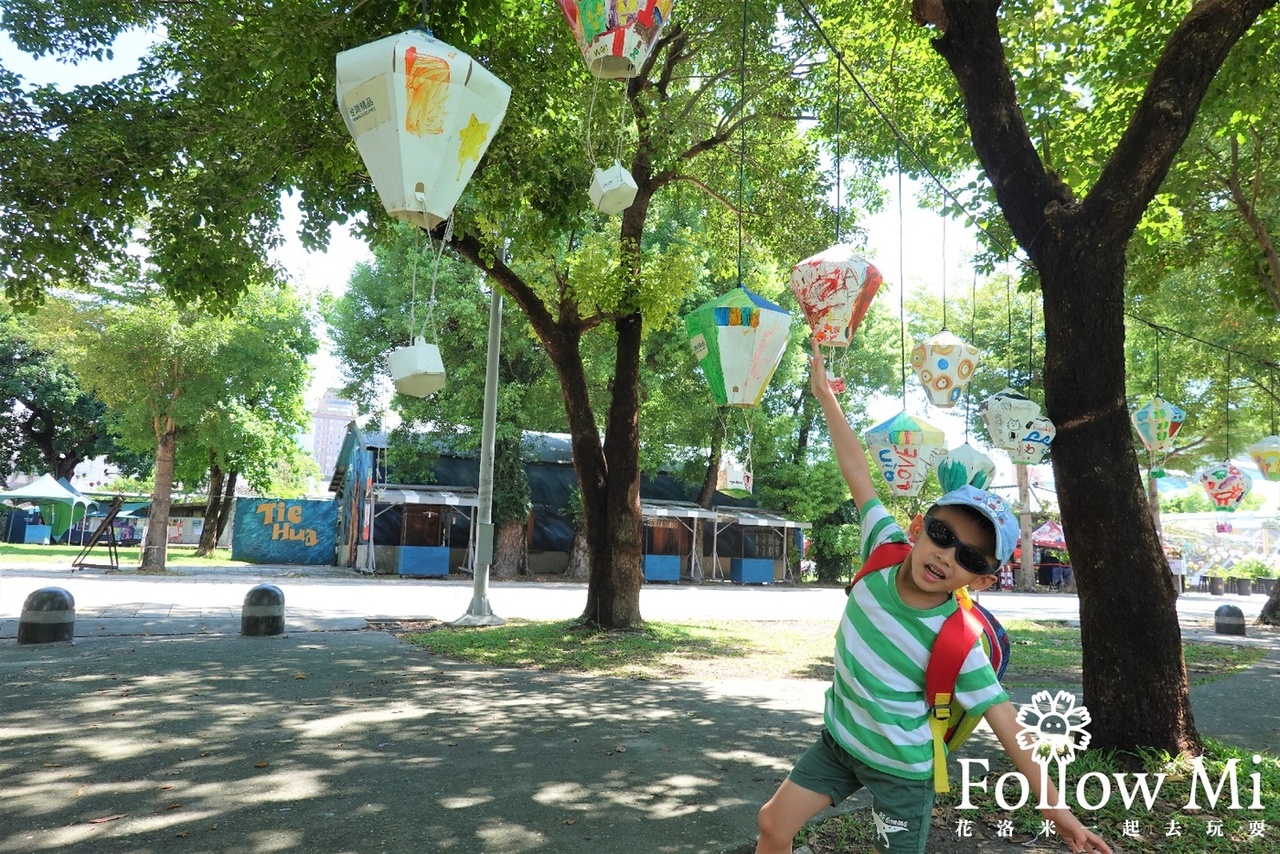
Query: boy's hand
xmin=1043 ymin=807 xmax=1112 ymax=854
xmin=809 ymin=338 xmax=837 ymax=400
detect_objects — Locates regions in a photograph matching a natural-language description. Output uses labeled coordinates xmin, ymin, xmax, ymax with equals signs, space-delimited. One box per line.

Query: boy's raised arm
xmin=809 ymin=338 xmax=879 ymax=511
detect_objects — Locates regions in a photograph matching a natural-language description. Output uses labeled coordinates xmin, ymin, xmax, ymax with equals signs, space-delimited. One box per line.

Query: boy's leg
xmin=755 ymin=778 xmax=832 ymax=854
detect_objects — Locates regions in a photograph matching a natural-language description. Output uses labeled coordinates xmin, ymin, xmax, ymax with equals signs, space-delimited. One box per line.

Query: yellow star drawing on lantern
xmin=456 ymin=113 xmax=491 ymax=179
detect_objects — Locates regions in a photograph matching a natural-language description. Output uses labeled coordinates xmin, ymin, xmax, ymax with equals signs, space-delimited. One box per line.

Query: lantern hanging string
xmin=420 ymin=215 xmax=453 ymax=343
xmin=897 ymin=144 xmax=907 ymax=408
xmin=409 ymin=227 xmax=421 ymax=344
xmin=834 ymin=57 xmax=842 ymax=245
xmin=789 ymin=0 xmax=1028 ymax=270
xmin=965 ymin=267 xmax=978 ymax=443
xmin=735 ymin=0 xmax=748 ymax=289
xmin=940 ymin=215 xmax=947 ymax=330
xmin=1225 ymin=351 xmax=1232 ymax=459
xmin=1005 ymin=259 xmax=1014 ymax=387
xmin=1154 ymin=327 xmax=1161 ymax=397
xmin=1270 ymin=369 xmax=1277 ymax=435
xmin=584 ymin=76 xmax=601 ymax=169
xmin=1027 ymin=297 xmax=1034 ymax=393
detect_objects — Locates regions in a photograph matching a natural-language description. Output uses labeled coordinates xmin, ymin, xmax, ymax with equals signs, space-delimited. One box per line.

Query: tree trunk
xmin=214 ymin=471 xmax=237 ymax=542
xmin=565 ymin=524 xmax=589 ymax=580
xmin=1258 ymin=585 xmax=1280 ymax=626
xmin=141 ymin=422 xmax=177 ymax=571
xmin=580 ymin=311 xmax=645 ymax=628
xmin=697 ymin=421 xmax=724 ymax=508
xmin=926 ymin=0 xmax=1275 ymax=755
xmin=196 ymin=453 xmax=223 ymax=557
xmin=492 ymin=517 xmax=528 ymax=580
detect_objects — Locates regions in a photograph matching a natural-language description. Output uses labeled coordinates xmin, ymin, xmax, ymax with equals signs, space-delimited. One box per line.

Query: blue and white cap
xmin=934 ymin=485 xmax=1019 ymax=564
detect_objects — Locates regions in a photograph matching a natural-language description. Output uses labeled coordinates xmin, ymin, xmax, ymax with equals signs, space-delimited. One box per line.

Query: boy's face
xmin=907 ymin=506 xmax=1000 ymax=595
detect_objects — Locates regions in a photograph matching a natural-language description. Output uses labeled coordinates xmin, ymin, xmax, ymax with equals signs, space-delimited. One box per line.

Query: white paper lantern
xmin=937 ymin=443 xmax=996 ymax=492
xmin=910 ymin=331 xmax=980 ymax=408
xmin=863 ymin=411 xmax=947 ymax=498
xmin=589 ymin=161 xmax=639 ymax=214
xmin=717 ymin=459 xmax=753 ymax=498
xmin=336 ymin=30 xmax=511 ymax=230
xmin=388 ymin=337 xmax=446 ymax=398
xmin=981 ymin=388 xmax=1055 ymax=464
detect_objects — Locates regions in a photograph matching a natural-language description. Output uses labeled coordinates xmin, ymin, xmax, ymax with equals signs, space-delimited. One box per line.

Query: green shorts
xmin=788 ymin=728 xmax=935 ymax=854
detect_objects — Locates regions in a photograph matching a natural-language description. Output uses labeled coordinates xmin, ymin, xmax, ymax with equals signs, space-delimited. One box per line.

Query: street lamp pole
xmin=450 ymin=243 xmax=506 ymax=627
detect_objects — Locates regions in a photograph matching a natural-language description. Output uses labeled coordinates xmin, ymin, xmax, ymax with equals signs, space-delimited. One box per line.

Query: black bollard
xmin=18 ymin=587 xmax=76 ymax=644
xmin=1214 ymin=604 xmax=1246 ymax=637
xmin=241 ymin=584 xmax=286 ymax=636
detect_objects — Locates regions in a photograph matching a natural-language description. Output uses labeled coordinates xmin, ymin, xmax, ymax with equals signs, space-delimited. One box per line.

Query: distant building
xmin=311 ymin=389 xmax=358 ymax=479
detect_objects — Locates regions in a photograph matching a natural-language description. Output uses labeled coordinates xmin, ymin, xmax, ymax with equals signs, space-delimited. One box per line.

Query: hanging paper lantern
xmin=685 ymin=287 xmax=791 ymax=407
xmin=910 ymin=331 xmax=980 ymax=408
xmin=717 ymin=459 xmax=753 ymax=498
xmin=863 ymin=411 xmax=947 ymax=498
xmin=336 ymin=30 xmax=511 ymax=230
xmin=1130 ymin=396 xmax=1187 ymax=476
xmin=1197 ymin=462 xmax=1252 ymax=512
xmin=981 ymin=388 xmax=1055 ymax=464
xmin=789 ymin=246 xmax=883 ymax=347
xmin=1248 ymin=435 xmax=1280 ymax=482
xmin=936 ymin=443 xmax=996 ymax=492
xmin=558 ymin=0 xmax=674 ymax=79
xmin=589 ymin=160 xmax=638 ymax=214
xmin=388 ymin=336 xmax=446 ymax=398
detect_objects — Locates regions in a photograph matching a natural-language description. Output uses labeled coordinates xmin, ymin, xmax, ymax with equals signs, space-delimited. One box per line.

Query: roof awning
xmin=641 ymin=500 xmax=718 ymax=521
xmin=713 ymin=506 xmax=811 ymax=530
xmin=373 ymin=486 xmax=480 ymax=507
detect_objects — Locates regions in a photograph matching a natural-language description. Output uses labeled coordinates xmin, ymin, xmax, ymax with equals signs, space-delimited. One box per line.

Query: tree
xmin=0 ymin=305 xmax=144 ymax=482
xmin=48 ymin=280 xmax=315 ymax=569
xmin=913 ymin=0 xmax=1278 ymax=754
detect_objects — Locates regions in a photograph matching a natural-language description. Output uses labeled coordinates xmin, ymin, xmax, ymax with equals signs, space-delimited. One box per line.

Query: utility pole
xmin=450 ymin=243 xmax=507 ymax=627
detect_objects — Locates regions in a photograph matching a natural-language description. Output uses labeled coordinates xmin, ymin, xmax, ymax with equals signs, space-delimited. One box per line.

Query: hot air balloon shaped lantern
xmin=936 ymin=443 xmax=996 ymax=492
xmin=790 ymin=247 xmax=883 ymax=348
xmin=1130 ymin=395 xmax=1187 ymax=477
xmin=336 ymin=30 xmax=511 ymax=231
xmin=685 ymin=287 xmax=791 ymax=407
xmin=1249 ymin=435 xmax=1280 ymax=482
xmin=911 ymin=330 xmax=980 ymax=408
xmin=863 ymin=412 xmax=947 ymax=498
xmin=980 ymin=388 xmax=1055 ymax=465
xmin=559 ymin=0 xmax=674 ymax=79
xmin=1198 ymin=462 xmax=1252 ymax=512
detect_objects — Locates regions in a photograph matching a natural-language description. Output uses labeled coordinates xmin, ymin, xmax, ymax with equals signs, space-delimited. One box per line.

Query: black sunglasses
xmin=922 ymin=515 xmax=999 ymax=576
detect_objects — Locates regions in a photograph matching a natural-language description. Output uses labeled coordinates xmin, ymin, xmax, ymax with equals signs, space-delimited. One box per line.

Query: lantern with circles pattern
xmin=911 ymin=331 xmax=980 ymax=408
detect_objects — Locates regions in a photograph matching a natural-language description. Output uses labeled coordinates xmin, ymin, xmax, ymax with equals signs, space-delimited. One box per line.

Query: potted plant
xmin=1205 ymin=564 xmax=1227 ymax=596
xmin=1235 ymin=557 xmax=1273 ymax=595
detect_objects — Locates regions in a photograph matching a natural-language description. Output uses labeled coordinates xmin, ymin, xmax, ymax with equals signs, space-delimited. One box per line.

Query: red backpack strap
xmin=925 ymin=604 xmax=984 ymax=792
xmin=851 ymin=541 xmax=913 ymax=587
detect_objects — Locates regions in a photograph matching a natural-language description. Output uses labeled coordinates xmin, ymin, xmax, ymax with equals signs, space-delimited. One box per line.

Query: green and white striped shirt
xmin=823 ymin=499 xmax=1009 ymax=779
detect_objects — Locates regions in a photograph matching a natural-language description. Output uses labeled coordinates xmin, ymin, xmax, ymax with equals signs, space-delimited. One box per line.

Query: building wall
xmin=312 ymin=389 xmax=358 ymax=479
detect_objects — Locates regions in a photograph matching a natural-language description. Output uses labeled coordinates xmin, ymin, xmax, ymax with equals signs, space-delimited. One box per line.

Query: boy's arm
xmin=809 ymin=339 xmax=878 ymax=511
xmin=984 ymin=701 xmax=1113 ymax=854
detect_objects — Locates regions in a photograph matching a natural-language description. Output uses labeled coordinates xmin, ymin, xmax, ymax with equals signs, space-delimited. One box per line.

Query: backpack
xmin=849 ymin=541 xmax=1011 ymax=793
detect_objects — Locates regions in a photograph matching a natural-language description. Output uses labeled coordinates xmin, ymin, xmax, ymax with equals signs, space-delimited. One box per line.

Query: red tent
xmin=1031 ymin=520 xmax=1067 ymax=550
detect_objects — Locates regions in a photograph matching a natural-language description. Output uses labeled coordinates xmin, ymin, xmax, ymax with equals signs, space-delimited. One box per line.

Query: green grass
xmin=0 ymin=542 xmax=250 ymax=568
xmin=1003 ymin=620 xmax=1264 ymax=686
xmin=802 ymin=739 xmax=1280 ymax=854
xmin=399 ymin=618 xmax=1264 ymax=686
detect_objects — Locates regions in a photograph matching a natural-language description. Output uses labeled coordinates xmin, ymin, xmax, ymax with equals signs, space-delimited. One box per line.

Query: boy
xmin=753 ymin=341 xmax=1111 ymax=854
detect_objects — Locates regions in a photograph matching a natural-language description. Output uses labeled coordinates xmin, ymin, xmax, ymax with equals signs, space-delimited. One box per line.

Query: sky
xmin=5 ymin=28 xmax=1275 ymax=514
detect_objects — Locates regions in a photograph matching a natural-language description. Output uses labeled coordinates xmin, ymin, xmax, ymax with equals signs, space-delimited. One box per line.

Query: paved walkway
xmin=0 ymin=563 xmax=1276 ymax=854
